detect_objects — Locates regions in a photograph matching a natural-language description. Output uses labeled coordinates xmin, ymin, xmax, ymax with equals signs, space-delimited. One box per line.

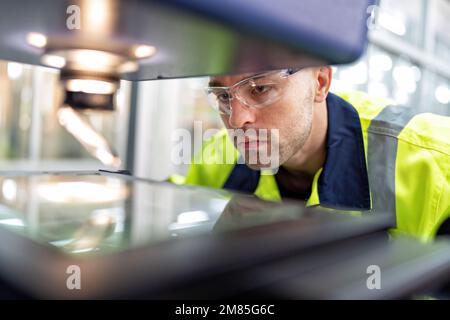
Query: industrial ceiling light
xmin=65 ymin=79 xmax=117 ymax=95
xmin=133 ymin=45 xmax=156 ymax=59
xmin=41 ymin=54 xmax=66 ymax=69
xmin=26 ymin=32 xmax=156 ymax=102
xmin=26 ymin=32 xmax=47 ymax=49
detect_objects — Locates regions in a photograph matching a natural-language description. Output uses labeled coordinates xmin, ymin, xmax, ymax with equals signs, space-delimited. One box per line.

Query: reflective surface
xmin=0 ymin=172 xmax=310 ymax=257
xmin=0 ymin=172 xmax=401 ymax=299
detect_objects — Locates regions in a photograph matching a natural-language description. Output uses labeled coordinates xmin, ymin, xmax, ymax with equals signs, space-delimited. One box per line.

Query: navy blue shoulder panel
xmin=318 ymin=93 xmax=371 ymax=210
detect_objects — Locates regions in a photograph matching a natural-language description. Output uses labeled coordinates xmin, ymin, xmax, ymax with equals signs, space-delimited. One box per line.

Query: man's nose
xmin=227 ymin=99 xmax=256 ymax=129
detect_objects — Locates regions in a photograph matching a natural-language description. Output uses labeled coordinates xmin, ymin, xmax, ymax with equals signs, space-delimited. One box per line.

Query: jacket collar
xmin=317 ymin=92 xmax=371 ymax=210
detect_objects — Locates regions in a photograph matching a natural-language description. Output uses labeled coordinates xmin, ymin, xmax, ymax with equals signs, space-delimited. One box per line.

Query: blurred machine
xmin=1 ymin=0 xmax=450 ymax=299
xmin=0 ymin=171 xmax=449 ymax=299
xmin=0 ymin=0 xmax=375 ymax=167
xmin=0 ymin=0 xmax=371 ymax=81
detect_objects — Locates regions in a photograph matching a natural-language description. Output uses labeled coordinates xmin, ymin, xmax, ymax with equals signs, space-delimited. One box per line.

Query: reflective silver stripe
xmin=367 ymin=105 xmax=418 ymax=225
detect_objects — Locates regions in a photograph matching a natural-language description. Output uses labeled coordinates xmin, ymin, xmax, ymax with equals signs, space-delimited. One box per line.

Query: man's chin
xmin=244 ymin=162 xmax=280 ymax=172
xmin=245 ymin=163 xmax=265 ymax=171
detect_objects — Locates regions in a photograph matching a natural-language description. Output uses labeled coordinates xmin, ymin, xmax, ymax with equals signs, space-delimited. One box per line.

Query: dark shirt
xmin=275 ymin=166 xmax=312 ymax=201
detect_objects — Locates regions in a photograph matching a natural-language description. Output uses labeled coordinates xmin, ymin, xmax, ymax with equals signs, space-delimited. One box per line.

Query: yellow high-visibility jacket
xmin=171 ymin=92 xmax=450 ymax=241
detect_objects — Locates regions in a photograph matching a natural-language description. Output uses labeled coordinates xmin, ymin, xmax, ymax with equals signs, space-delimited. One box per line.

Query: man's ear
xmin=314 ymin=66 xmax=332 ymax=103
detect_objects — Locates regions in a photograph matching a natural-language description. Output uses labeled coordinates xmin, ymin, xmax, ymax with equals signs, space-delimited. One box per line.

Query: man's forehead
xmin=208 ymin=72 xmax=261 ymax=87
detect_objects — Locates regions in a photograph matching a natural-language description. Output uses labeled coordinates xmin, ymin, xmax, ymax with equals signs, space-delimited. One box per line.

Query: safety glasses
xmin=206 ymin=68 xmax=298 ymax=115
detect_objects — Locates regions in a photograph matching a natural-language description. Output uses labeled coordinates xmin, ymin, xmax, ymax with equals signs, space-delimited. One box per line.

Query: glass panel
xmin=422 ymin=72 xmax=450 ymax=116
xmin=0 ymin=61 xmax=34 ymax=159
xmin=0 ymin=173 xmax=316 ymax=257
xmin=176 ymin=78 xmax=224 ymax=175
xmin=430 ymin=0 xmax=450 ymax=62
xmin=366 ymin=46 xmax=393 ymax=100
xmin=331 ymin=56 xmax=369 ymax=93
xmin=135 ymin=77 xmax=224 ymax=180
xmin=377 ymin=0 xmax=425 ymax=47
xmin=332 ymin=45 xmax=423 ymax=109
xmin=384 ymin=56 xmax=421 ymax=108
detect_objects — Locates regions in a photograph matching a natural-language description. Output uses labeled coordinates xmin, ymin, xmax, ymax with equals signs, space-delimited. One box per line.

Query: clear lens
xmin=206 ymin=69 xmax=292 ymax=115
xmin=235 ymin=76 xmax=283 ymax=107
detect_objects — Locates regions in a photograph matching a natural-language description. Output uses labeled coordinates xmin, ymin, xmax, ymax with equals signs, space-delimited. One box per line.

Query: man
xmin=172 ymin=66 xmax=450 ymax=241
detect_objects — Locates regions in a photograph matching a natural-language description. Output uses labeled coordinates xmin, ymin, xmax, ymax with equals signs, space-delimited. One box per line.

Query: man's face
xmin=209 ymin=68 xmax=316 ymax=170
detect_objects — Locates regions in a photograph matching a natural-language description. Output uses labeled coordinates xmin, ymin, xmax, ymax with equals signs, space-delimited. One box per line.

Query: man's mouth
xmin=238 ymin=139 xmax=267 ymax=150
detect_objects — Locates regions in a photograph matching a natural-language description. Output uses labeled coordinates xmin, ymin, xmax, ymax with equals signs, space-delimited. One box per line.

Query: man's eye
xmin=251 ymin=85 xmax=271 ymax=95
xmin=216 ymin=93 xmax=230 ymax=102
